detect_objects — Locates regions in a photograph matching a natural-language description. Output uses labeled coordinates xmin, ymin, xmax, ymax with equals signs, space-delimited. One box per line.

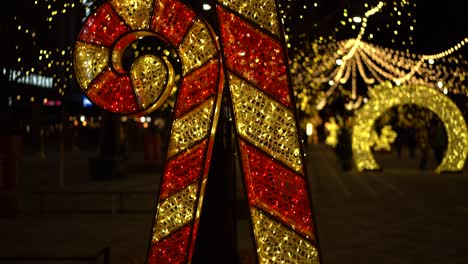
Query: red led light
xmin=87 ymin=68 xmax=139 ymax=113
xmin=218 ymin=7 xmax=291 ymax=107
xmin=77 ymin=3 xmax=129 ymax=47
xmin=147 ymin=224 xmax=191 ymax=264
xmin=175 ymin=61 xmax=219 ymax=117
xmin=151 ymin=0 xmax=197 ymax=46
xmin=239 ymin=140 xmax=314 ymax=238
xmin=159 ymin=140 xmax=207 ymax=200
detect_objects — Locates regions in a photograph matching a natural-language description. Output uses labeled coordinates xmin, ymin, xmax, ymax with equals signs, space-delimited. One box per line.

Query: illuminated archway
xmin=352 ymin=82 xmax=468 ymax=173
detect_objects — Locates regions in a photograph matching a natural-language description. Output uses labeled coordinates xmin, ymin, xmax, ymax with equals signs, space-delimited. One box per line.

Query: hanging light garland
xmin=290 ymin=0 xmax=468 ymax=115
xmin=292 ymin=39 xmax=467 ymax=112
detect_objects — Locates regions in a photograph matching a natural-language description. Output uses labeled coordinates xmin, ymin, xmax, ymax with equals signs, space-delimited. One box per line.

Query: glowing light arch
xmin=352 ymin=82 xmax=468 ymax=173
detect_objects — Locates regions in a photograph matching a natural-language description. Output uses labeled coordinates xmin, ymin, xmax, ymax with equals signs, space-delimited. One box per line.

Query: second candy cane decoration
xmin=217 ymin=0 xmax=320 ymax=263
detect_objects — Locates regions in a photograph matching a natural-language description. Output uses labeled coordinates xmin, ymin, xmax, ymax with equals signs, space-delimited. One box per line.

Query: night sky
xmin=284 ymin=0 xmax=467 ymax=56
xmin=415 ymin=0 xmax=468 ymax=53
xmin=2 ymin=0 xmax=467 ymax=90
xmin=4 ymin=0 xmax=467 ymax=58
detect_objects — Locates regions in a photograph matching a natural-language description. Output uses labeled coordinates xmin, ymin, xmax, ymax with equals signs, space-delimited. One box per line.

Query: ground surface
xmin=1 ymin=144 xmax=467 ymax=263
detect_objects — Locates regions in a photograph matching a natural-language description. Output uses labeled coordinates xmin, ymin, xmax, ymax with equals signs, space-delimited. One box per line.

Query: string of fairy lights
xmin=6 ymin=0 xmax=467 ymax=114
xmin=288 ymin=0 xmax=468 ymax=116
xmin=279 ymin=0 xmax=416 ymax=53
xmin=7 ymin=0 xmax=92 ymax=98
xmin=38 ymin=0 xmax=79 ymax=26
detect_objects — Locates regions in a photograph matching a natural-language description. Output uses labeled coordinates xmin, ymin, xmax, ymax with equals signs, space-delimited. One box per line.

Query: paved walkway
xmin=307 ymin=144 xmax=468 ymax=264
xmin=0 ymin=150 xmax=159 ymax=264
xmin=0 ymin=144 xmax=467 ymax=263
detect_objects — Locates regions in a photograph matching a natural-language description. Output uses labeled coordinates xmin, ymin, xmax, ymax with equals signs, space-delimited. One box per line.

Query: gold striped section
xmin=168 ymin=97 xmax=215 ymax=157
xmin=251 ymin=208 xmax=320 ymax=264
xmin=179 ymin=19 xmax=217 ymax=75
xmin=217 ymin=0 xmax=280 ymax=36
xmin=110 ymin=0 xmax=154 ymax=30
xmin=229 ymin=73 xmax=302 ymax=172
xmin=74 ymin=41 xmax=109 ymax=90
xmin=152 ymin=183 xmax=198 ymax=242
xmin=130 ymin=55 xmax=168 ymax=109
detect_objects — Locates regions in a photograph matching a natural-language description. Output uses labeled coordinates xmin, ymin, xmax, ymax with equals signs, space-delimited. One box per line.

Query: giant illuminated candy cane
xmin=73 ymin=0 xmax=321 ymax=263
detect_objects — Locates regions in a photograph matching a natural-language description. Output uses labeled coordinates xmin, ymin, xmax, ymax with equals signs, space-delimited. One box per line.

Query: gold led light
xmin=251 ymin=208 xmax=319 ymax=264
xmin=352 ymin=82 xmax=468 ymax=172
xmin=110 ymin=0 xmax=154 ymax=30
xmin=130 ymin=55 xmax=168 ymax=108
xmin=167 ymin=98 xmax=215 ymax=157
xmin=218 ymin=0 xmax=280 ymax=35
xmin=229 ymin=73 xmax=303 ymax=173
xmin=74 ymin=42 xmax=109 ymax=89
xmin=152 ymin=182 xmax=198 ymax=242
xmin=179 ymin=19 xmax=218 ymax=75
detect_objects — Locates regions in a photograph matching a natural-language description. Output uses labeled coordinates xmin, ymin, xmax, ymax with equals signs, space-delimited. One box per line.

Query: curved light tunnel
xmin=352 ymin=82 xmax=468 ymax=173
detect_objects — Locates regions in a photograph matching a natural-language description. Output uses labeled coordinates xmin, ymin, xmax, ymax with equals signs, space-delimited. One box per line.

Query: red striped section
xmin=87 ymin=68 xmax=139 ymax=113
xmin=147 ymin=224 xmax=192 ymax=264
xmin=151 ymin=0 xmax=196 ymax=46
xmin=239 ymin=140 xmax=314 ymax=238
xmin=175 ymin=61 xmax=219 ymax=117
xmin=217 ymin=7 xmax=291 ymax=107
xmin=159 ymin=140 xmax=207 ymax=200
xmin=78 ymin=3 xmax=129 ymax=47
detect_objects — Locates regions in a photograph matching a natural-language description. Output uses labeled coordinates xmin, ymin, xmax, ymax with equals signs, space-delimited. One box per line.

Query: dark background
xmin=0 ymin=1 xmax=467 ymax=264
